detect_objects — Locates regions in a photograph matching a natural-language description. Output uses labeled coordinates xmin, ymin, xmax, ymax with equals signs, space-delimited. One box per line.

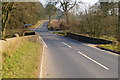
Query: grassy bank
xmin=3 ymin=40 xmax=42 ymax=78
xmin=53 ymin=31 xmax=120 ymax=53
xmin=98 ymin=44 xmax=120 ymax=52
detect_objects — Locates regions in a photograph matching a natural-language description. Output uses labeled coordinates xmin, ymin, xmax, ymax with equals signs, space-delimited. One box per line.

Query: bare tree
xmin=117 ymin=1 xmax=120 ymax=48
xmin=59 ymin=0 xmax=77 ymax=24
xmin=2 ymin=2 xmax=14 ymax=36
xmin=45 ymin=0 xmax=77 ymax=24
xmin=45 ymin=2 xmax=57 ymax=23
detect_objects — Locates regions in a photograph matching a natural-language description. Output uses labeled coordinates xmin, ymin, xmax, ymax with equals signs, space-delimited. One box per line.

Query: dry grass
xmin=2 ymin=36 xmax=43 ymax=78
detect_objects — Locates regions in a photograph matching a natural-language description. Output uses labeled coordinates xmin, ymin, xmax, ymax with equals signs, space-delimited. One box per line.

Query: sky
xmin=39 ymin=0 xmax=99 ymax=14
xmin=39 ymin=0 xmax=99 ymax=6
xmin=78 ymin=0 xmax=99 ymax=5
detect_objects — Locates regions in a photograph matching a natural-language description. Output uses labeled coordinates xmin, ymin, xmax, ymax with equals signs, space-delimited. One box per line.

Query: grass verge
xmin=98 ymin=44 xmax=120 ymax=53
xmin=3 ymin=40 xmax=42 ymax=78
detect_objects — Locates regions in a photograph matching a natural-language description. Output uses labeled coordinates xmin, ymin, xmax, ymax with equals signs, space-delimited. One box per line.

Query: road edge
xmin=34 ymin=21 xmax=47 ymax=78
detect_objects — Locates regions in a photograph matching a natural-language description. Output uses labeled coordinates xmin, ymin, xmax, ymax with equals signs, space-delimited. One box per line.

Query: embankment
xmin=1 ymin=35 xmax=43 ymax=78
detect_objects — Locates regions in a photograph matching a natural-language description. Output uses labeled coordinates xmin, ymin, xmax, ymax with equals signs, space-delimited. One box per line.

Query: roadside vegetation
xmin=2 ymin=40 xmax=42 ymax=78
xmin=2 ymin=2 xmax=46 ymax=78
xmin=98 ymin=44 xmax=120 ymax=52
xmin=64 ymin=2 xmax=119 ymax=42
xmin=46 ymin=1 xmax=120 ymax=53
xmin=2 ymin=2 xmax=46 ymax=38
xmin=0 ymin=1 xmax=120 ymax=78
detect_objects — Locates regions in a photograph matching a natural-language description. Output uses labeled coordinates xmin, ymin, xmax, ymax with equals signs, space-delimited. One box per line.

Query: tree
xmin=44 ymin=0 xmax=77 ymax=24
xmin=2 ymin=2 xmax=45 ymax=37
xmin=66 ymin=1 xmax=118 ymax=39
xmin=117 ymin=1 xmax=120 ymax=48
xmin=59 ymin=0 xmax=76 ymax=24
xmin=0 ymin=1 xmax=2 ymax=39
xmin=100 ymin=1 xmax=118 ymax=17
xmin=45 ymin=2 xmax=57 ymax=23
xmin=2 ymin=2 xmax=14 ymax=36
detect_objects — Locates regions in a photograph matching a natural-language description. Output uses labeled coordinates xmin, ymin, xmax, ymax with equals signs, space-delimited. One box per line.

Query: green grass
xmin=3 ymin=41 xmax=42 ymax=78
xmin=99 ymin=36 xmax=116 ymax=41
xmin=98 ymin=44 xmax=120 ymax=52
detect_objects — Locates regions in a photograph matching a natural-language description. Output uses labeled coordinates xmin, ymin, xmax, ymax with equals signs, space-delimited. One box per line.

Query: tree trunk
xmin=117 ymin=1 xmax=120 ymax=48
xmin=2 ymin=23 xmax=6 ymax=36
xmin=2 ymin=2 xmax=14 ymax=36
xmin=118 ymin=2 xmax=120 ymax=48
xmin=2 ymin=11 xmax=10 ymax=36
xmin=2 ymin=12 xmax=11 ymax=36
xmin=48 ymin=15 xmax=51 ymax=24
xmin=65 ymin=11 xmax=69 ymax=24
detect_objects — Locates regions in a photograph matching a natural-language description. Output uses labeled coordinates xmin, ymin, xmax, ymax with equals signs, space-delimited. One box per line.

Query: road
xmin=35 ymin=21 xmax=118 ymax=78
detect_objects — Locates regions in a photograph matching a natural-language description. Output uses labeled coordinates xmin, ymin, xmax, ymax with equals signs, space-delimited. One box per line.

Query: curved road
xmin=35 ymin=21 xmax=118 ymax=78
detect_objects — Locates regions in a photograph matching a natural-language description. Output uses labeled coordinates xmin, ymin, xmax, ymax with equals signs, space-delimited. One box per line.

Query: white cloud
xmin=80 ymin=0 xmax=98 ymax=5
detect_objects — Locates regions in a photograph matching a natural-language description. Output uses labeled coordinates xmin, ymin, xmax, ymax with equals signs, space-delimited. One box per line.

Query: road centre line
xmin=62 ymin=42 xmax=72 ymax=48
xmin=78 ymin=51 xmax=109 ymax=70
xmin=38 ymin=22 xmax=109 ymax=71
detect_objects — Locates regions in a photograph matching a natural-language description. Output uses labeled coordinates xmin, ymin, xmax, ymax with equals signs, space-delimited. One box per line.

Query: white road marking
xmin=40 ymin=45 xmax=45 ymax=78
xmin=39 ymin=36 xmax=47 ymax=48
xmin=78 ymin=51 xmax=109 ymax=70
xmin=37 ymin=21 xmax=47 ymax=78
xmin=62 ymin=42 xmax=72 ymax=48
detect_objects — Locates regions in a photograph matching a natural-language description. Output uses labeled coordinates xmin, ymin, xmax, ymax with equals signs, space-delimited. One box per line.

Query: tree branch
xmin=67 ymin=1 xmax=76 ymax=11
xmin=60 ymin=1 xmax=65 ymax=11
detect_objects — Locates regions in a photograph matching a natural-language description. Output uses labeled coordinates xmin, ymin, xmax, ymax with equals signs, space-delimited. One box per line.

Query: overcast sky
xmin=39 ymin=0 xmax=99 ymax=14
xmin=39 ymin=0 xmax=99 ymax=6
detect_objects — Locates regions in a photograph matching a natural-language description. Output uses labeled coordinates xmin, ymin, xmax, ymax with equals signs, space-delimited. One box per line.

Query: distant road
xmin=35 ymin=21 xmax=118 ymax=78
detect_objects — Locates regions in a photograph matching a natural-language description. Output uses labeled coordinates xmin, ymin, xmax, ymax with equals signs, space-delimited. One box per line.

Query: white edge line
xmin=39 ymin=36 xmax=47 ymax=48
xmin=35 ymin=21 xmax=46 ymax=78
xmin=40 ymin=45 xmax=45 ymax=78
xmin=78 ymin=51 xmax=109 ymax=70
xmin=36 ymin=21 xmax=47 ymax=48
xmin=39 ymin=36 xmax=47 ymax=78
xmin=62 ymin=42 xmax=72 ymax=48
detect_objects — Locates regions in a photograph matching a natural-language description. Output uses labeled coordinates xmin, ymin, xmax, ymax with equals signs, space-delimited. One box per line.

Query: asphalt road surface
xmin=35 ymin=21 xmax=119 ymax=78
